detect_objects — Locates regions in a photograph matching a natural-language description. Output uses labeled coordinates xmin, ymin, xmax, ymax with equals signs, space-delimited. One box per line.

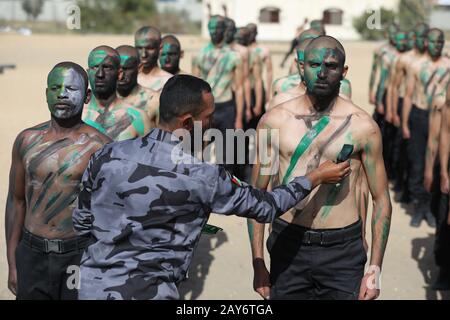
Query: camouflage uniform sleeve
xmin=208 ymin=166 xmax=312 ymax=223
xmin=72 ymin=152 xmax=97 ymax=236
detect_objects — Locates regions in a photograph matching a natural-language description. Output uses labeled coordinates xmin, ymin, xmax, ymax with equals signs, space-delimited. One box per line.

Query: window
xmin=323 ymin=8 xmax=343 ymax=25
xmin=259 ymin=7 xmax=280 ymax=23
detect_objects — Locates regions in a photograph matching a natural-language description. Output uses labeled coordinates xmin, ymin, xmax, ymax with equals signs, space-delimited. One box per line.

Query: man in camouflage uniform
xmin=73 ymin=75 xmax=350 ymax=300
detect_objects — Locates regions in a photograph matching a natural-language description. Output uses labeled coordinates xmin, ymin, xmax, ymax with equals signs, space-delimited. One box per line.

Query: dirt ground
xmin=0 ymin=34 xmax=449 ymax=300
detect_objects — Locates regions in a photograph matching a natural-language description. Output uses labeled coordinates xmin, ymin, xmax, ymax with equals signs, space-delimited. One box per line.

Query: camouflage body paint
xmin=282 ymin=116 xmax=330 ymax=184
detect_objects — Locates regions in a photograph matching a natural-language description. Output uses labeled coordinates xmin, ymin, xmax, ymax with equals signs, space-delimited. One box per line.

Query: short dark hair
xmin=159 ymin=75 xmax=212 ymax=124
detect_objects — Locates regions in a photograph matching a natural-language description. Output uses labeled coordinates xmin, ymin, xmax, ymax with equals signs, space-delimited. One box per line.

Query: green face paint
xmin=119 ymin=54 xmax=130 ymax=67
xmin=427 ymin=32 xmax=444 ymax=58
xmin=208 ymin=18 xmax=225 ymax=45
xmin=159 ymin=43 xmax=180 ymax=74
xmin=304 ymin=47 xmax=343 ymax=97
xmin=47 ymin=67 xmax=85 ymax=119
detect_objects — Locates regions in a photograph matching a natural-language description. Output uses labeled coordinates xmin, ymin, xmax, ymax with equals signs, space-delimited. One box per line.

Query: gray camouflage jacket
xmin=72 ymin=128 xmax=312 ymax=300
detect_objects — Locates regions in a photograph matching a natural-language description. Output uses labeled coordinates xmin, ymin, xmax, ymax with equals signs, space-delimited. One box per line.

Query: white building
xmin=202 ymin=0 xmax=400 ymax=41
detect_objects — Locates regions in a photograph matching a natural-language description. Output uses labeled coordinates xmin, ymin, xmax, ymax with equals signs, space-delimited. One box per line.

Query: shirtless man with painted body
xmin=82 ymin=46 xmax=151 ymax=141
xmin=387 ymin=24 xmax=429 ymax=201
xmin=402 ymin=28 xmax=449 ymax=227
xmin=192 ymin=15 xmax=244 ymax=172
xmin=5 ymin=62 xmax=111 ymax=299
xmin=116 ymin=45 xmax=160 ymax=129
xmin=248 ymin=36 xmax=392 ymax=300
xmin=135 ymin=26 xmax=173 ymax=92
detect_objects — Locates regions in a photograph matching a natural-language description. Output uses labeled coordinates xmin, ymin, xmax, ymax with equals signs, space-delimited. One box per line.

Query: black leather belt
xmin=272 ymin=219 xmax=362 ymax=246
xmin=21 ymin=228 xmax=90 ymax=254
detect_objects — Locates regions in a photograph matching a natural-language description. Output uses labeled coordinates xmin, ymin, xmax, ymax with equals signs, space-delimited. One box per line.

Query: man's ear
xmin=299 ymin=61 xmax=305 ymax=79
xmin=181 ymin=114 xmax=194 ymax=131
xmin=85 ymin=89 xmax=92 ymax=104
xmin=342 ymin=65 xmax=349 ymax=79
xmin=181 ymin=50 xmax=185 ymax=59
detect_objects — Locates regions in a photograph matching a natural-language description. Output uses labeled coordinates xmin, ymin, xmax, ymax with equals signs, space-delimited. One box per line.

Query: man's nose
xmin=96 ymin=66 xmax=105 ymax=78
xmin=57 ymin=87 xmax=68 ymax=99
xmin=318 ymin=66 xmax=327 ymax=79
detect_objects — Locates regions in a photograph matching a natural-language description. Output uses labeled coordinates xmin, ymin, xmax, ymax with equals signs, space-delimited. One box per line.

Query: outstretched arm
xmin=359 ymin=120 xmax=392 ymax=300
xmin=5 ymin=133 xmax=26 ymax=296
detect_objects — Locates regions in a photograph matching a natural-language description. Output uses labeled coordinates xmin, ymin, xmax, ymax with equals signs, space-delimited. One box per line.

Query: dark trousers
xmin=393 ymin=100 xmax=410 ymax=195
xmin=407 ymin=105 xmax=431 ymax=210
xmin=268 ymin=219 xmax=366 ymax=300
xmin=434 ymin=163 xmax=450 ymax=268
xmin=211 ymin=99 xmax=236 ymax=174
xmin=15 ymin=238 xmax=84 ymax=300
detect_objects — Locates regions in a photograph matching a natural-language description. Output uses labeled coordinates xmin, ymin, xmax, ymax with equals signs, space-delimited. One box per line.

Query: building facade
xmin=202 ymin=0 xmax=400 ymax=41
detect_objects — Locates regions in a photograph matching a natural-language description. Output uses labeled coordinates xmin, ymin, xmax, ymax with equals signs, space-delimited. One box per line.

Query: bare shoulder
xmin=259 ymin=100 xmax=296 ymax=130
xmin=16 ymin=121 xmax=50 ymax=144
xmin=345 ymin=101 xmax=379 ymax=136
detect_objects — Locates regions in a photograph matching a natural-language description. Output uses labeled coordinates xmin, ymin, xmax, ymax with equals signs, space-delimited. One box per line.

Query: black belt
xmin=272 ymin=219 xmax=362 ymax=246
xmin=21 ymin=228 xmax=90 ymax=254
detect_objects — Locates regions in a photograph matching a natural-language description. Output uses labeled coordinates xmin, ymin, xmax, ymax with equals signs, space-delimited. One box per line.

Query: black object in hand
xmin=336 ymin=144 xmax=353 ymax=163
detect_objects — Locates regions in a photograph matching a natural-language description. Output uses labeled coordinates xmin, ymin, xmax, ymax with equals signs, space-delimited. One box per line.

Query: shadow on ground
xmin=178 ymin=230 xmax=228 ymax=299
xmin=411 ymin=233 xmax=450 ymax=300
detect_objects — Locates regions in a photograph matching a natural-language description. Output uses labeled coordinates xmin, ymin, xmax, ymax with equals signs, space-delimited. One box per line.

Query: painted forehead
xmin=209 ymin=17 xmax=225 ymax=28
xmin=306 ymin=47 xmax=344 ymax=61
xmin=48 ymin=67 xmax=85 ymax=86
xmin=88 ymin=49 xmax=119 ymax=67
xmin=428 ymin=30 xmax=444 ymax=40
xmin=161 ymin=43 xmax=179 ymax=52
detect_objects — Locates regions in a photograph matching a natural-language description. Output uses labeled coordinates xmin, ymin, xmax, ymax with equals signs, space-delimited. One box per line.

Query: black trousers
xmin=393 ymin=100 xmax=410 ymax=194
xmin=434 ymin=163 xmax=450 ymax=268
xmin=15 ymin=238 xmax=84 ymax=300
xmin=268 ymin=219 xmax=366 ymax=300
xmin=211 ymin=99 xmax=237 ymax=174
xmin=407 ymin=105 xmax=431 ymax=209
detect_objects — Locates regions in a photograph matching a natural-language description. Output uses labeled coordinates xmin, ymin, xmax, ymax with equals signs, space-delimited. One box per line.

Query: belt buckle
xmin=307 ymin=231 xmax=323 ymax=245
xmin=44 ymin=239 xmax=62 ymax=253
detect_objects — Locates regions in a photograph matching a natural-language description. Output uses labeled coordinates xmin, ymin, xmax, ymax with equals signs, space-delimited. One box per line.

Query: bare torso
xmin=19 ymin=122 xmax=109 ymax=238
xmin=117 ymin=85 xmax=160 ymax=129
xmin=137 ymin=66 xmax=172 ymax=92
xmin=265 ymin=96 xmax=375 ymax=229
xmin=83 ymin=96 xmax=151 ymax=141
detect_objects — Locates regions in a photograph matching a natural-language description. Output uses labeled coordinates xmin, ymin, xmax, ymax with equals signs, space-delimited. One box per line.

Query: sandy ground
xmin=0 ymin=34 xmax=449 ymax=300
